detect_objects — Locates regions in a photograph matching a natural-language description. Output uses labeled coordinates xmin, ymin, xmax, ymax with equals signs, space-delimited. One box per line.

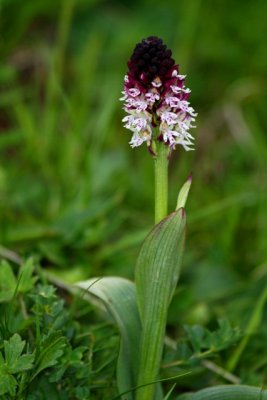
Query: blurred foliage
xmin=1 ymin=0 xmax=267 ymax=396
xmin=0 ymin=259 xmax=119 ymax=399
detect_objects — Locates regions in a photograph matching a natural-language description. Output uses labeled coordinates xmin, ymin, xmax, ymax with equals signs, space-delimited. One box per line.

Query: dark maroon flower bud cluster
xmin=127 ymin=36 xmax=175 ymax=85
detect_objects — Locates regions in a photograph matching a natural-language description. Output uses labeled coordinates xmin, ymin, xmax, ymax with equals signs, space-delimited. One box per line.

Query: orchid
xmin=120 ymin=36 xmax=197 ymax=152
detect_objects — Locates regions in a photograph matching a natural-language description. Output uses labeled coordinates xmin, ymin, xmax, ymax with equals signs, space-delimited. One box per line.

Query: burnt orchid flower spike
xmin=120 ymin=36 xmax=197 ymax=151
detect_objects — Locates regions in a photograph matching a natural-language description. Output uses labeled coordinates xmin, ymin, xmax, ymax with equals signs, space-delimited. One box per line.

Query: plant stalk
xmin=154 ymin=143 xmax=169 ymax=224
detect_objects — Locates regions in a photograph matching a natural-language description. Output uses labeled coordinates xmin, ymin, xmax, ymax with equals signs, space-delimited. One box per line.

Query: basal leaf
xmin=135 ymin=209 xmax=186 ymax=400
xmin=176 ymin=385 xmax=267 ymax=400
xmin=76 ymin=277 xmax=141 ymax=400
xmin=136 ymin=209 xmax=186 ymax=320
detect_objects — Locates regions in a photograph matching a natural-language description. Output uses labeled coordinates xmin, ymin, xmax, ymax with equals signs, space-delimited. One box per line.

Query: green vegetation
xmin=0 ymin=259 xmax=118 ymax=399
xmin=1 ymin=0 xmax=267 ymax=398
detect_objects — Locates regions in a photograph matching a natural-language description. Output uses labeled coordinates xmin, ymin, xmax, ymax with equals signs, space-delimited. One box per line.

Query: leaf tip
xmin=176 ymin=175 xmax=192 ymax=210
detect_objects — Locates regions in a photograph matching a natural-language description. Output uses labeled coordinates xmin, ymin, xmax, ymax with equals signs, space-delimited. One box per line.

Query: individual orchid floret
xmin=120 ymin=36 xmax=197 ymax=152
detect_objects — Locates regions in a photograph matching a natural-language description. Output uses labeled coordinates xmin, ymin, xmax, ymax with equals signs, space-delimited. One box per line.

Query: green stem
xmin=135 ymin=142 xmax=170 ymax=400
xmin=154 ymin=143 xmax=169 ymax=224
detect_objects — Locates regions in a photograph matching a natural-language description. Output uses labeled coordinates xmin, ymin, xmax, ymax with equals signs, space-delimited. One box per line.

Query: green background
xmin=1 ymin=0 xmax=267 ymax=348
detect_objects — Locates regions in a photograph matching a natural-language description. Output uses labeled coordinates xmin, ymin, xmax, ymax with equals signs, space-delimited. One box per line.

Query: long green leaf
xmin=76 ymin=277 xmax=141 ymax=400
xmin=135 ymin=209 xmax=186 ymax=400
xmin=176 ymin=385 xmax=267 ymax=400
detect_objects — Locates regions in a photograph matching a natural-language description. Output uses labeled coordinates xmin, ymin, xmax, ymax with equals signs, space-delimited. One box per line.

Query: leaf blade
xmin=135 ymin=209 xmax=186 ymax=400
xmin=76 ymin=277 xmax=141 ymax=400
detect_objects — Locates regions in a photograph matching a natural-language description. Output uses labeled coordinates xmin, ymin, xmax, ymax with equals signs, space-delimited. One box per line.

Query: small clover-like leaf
xmin=184 ymin=325 xmax=205 ymax=353
xmin=32 ymin=331 xmax=66 ymax=380
xmin=18 ymin=258 xmax=37 ymax=293
xmin=0 ymin=352 xmax=17 ymax=396
xmin=4 ymin=334 xmax=34 ymax=374
xmin=185 ymin=320 xmax=241 ymax=356
xmin=0 ymin=261 xmax=16 ymax=303
xmin=204 ymin=319 xmax=241 ymax=351
xmin=0 ymin=367 xmax=17 ymax=396
xmin=4 ymin=333 xmax=25 ymax=365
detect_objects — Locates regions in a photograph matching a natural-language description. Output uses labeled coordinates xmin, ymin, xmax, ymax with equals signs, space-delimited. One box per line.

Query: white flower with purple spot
xmin=160 ymin=111 xmax=179 ymax=126
xmin=128 ymin=88 xmax=141 ymax=97
xmin=145 ymin=92 xmax=160 ymax=104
